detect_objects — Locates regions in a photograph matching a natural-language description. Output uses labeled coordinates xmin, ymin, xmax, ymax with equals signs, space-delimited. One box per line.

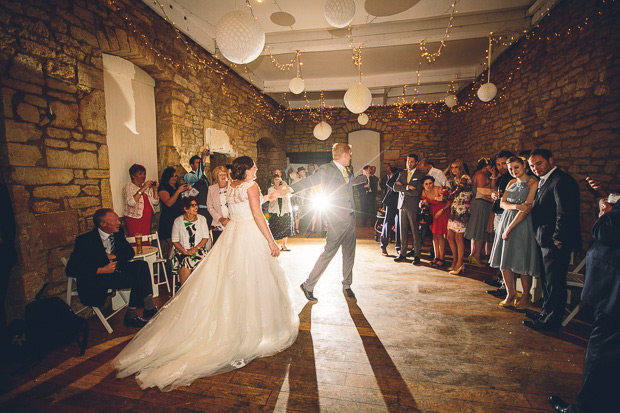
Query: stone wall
xmin=284 ymin=105 xmax=450 ymax=170
xmin=447 ymin=0 xmax=619 ymax=244
xmin=0 ymin=0 xmax=285 ymax=319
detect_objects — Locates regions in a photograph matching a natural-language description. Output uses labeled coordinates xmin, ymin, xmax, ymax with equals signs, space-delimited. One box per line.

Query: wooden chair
xmin=61 ymin=257 xmax=129 ymax=334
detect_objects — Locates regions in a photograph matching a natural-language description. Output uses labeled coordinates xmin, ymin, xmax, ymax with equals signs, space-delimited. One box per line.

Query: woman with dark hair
xmin=158 ymin=167 xmax=190 ymax=258
xmin=266 ymin=174 xmax=294 ymax=251
xmin=171 ymin=196 xmax=210 ymax=285
xmin=489 ymin=156 xmax=540 ymax=309
xmin=421 ymin=175 xmax=451 ymax=267
xmin=123 ymin=164 xmax=159 ymax=237
xmin=114 ymin=155 xmax=299 ymax=391
xmin=465 ymin=157 xmax=496 ymax=266
xmin=444 ymin=158 xmax=473 ymax=275
xmin=206 ymin=166 xmax=230 ymax=244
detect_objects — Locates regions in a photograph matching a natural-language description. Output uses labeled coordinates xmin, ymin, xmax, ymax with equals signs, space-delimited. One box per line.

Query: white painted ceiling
xmin=142 ymin=0 xmax=558 ymax=108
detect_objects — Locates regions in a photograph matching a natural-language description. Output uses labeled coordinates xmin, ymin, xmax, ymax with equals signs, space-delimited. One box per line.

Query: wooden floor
xmin=1 ymin=227 xmax=589 ymax=412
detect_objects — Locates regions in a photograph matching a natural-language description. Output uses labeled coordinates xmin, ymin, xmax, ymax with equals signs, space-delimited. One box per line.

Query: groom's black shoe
xmin=143 ymin=306 xmax=159 ymax=319
xmin=548 ymin=396 xmax=570 ymax=413
xmin=393 ymin=255 xmax=407 ymax=262
xmin=300 ymin=284 xmax=317 ymax=301
xmin=124 ymin=316 xmax=148 ymax=328
xmin=412 ymin=257 xmax=421 ymax=265
xmin=343 ymin=288 xmax=356 ymax=299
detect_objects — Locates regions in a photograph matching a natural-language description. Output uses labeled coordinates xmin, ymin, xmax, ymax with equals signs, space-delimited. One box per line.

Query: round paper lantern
xmin=324 ymin=0 xmax=356 ymax=28
xmin=344 ymin=83 xmax=372 ymax=114
xmin=357 ymin=113 xmax=369 ymax=125
xmin=477 ymin=82 xmax=497 ymax=102
xmin=444 ymin=95 xmax=458 ymax=108
xmin=216 ymin=11 xmax=265 ymax=64
xmin=288 ymin=77 xmax=305 ymax=94
xmin=313 ymin=121 xmax=332 ymax=141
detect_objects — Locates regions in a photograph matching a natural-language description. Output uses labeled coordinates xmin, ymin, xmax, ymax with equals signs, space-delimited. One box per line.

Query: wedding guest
xmin=185 ymin=150 xmax=213 ymax=227
xmin=158 ymin=167 xmax=190 ymax=258
xmin=266 ymin=174 xmax=294 ymax=251
xmin=380 ymin=166 xmax=402 ymax=256
xmin=171 ymin=197 xmax=210 ymax=284
xmin=289 ymin=170 xmax=301 ymax=233
xmin=445 ymin=159 xmax=472 ymax=275
xmin=359 ymin=165 xmax=375 ymax=226
xmin=379 ymin=164 xmax=394 ymax=197
xmin=421 ymin=176 xmax=451 ymax=267
xmin=549 ymin=192 xmax=619 ymax=413
xmin=418 ymin=159 xmax=448 ymax=186
xmin=66 ymin=209 xmax=156 ymax=328
xmin=489 ymin=156 xmax=540 ymax=309
xmin=207 ymin=166 xmax=230 ymax=244
xmin=524 ymin=149 xmax=581 ymax=331
xmin=123 ymin=164 xmax=159 ymax=237
xmin=465 ymin=158 xmax=495 ymax=266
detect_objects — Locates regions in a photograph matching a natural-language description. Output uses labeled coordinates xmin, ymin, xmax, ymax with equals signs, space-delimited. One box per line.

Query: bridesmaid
xmin=421 ymin=176 xmax=451 ymax=267
xmin=489 ymin=156 xmax=541 ymax=309
xmin=445 ymin=159 xmax=473 ymax=275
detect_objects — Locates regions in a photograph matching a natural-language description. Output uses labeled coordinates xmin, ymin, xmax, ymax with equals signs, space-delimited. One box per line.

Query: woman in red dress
xmin=421 ymin=176 xmax=451 ymax=267
xmin=123 ymin=164 xmax=159 ymax=237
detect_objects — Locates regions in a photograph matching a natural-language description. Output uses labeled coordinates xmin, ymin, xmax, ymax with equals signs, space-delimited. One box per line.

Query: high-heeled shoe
xmin=468 ymin=255 xmax=483 ymax=267
xmin=514 ymin=294 xmax=531 ymax=310
xmin=449 ymin=264 xmax=465 ymax=275
xmin=498 ymin=298 xmax=515 ymax=309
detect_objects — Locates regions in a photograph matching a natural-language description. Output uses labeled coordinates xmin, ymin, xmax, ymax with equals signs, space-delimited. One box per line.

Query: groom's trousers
xmin=303 ymin=213 xmax=356 ymax=291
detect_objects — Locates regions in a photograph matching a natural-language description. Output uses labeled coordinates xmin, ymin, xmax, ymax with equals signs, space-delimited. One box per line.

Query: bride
xmin=112 ymin=156 xmax=300 ymax=391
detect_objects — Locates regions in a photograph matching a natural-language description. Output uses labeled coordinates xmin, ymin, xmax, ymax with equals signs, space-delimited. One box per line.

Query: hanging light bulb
xmin=357 ymin=112 xmax=369 ymax=125
xmin=344 ymin=47 xmax=372 ymax=114
xmin=477 ymin=36 xmax=497 ymax=102
xmin=324 ymin=0 xmax=356 ymax=28
xmin=288 ymin=51 xmax=304 ymax=94
xmin=216 ymin=11 xmax=265 ymax=64
xmin=313 ymin=92 xmax=332 ymax=140
xmin=444 ymin=94 xmax=457 ymax=108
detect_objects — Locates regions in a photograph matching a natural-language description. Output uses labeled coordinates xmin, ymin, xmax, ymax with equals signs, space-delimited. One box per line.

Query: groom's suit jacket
xmin=393 ymin=168 xmax=425 ymax=211
xmin=291 ymin=161 xmax=366 ymax=225
xmin=65 ymin=227 xmax=135 ymax=307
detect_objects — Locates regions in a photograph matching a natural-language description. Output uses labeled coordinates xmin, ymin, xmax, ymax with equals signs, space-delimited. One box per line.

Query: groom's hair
xmin=332 ymin=143 xmax=351 ymax=160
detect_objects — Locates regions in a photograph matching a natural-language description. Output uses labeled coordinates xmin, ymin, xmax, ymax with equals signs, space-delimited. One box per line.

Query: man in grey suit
xmin=292 ymin=143 xmax=368 ymax=301
xmin=393 ymin=153 xmax=425 ymax=265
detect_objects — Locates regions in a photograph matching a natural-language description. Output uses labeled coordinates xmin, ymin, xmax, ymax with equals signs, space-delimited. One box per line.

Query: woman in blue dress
xmin=489 ymin=156 xmax=541 ymax=310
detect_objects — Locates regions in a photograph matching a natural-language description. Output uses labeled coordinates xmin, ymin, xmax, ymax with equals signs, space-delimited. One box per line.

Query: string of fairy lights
xmin=97 ymin=0 xmax=616 ymax=128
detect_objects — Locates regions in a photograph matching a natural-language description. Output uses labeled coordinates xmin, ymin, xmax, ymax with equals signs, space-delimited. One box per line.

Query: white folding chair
xmin=126 ymin=233 xmax=171 ymax=297
xmin=563 ymin=253 xmax=586 ymax=327
xmin=61 ymin=257 xmax=129 ymax=334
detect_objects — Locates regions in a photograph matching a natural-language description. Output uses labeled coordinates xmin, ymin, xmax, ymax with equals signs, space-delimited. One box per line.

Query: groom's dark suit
xmin=65 ymin=227 xmax=152 ymax=308
xmin=531 ymin=167 xmax=581 ymax=327
xmin=291 ymin=161 xmax=366 ymax=291
xmin=393 ymin=168 xmax=425 ymax=259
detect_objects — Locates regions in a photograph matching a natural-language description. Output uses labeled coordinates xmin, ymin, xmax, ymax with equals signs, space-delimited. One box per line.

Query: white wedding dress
xmin=112 ymin=180 xmax=299 ymax=391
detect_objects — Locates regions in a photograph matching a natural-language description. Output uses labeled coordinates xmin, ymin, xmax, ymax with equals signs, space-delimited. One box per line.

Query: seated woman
xmin=265 ymin=174 xmax=294 ymax=251
xmin=171 ymin=197 xmax=210 ymax=284
xmin=488 ymin=156 xmax=540 ymax=310
xmin=158 ymin=167 xmax=190 ymax=258
xmin=464 ymin=158 xmax=496 ymax=266
xmin=123 ymin=164 xmax=159 ymax=237
xmin=421 ymin=176 xmax=451 ymax=267
xmin=206 ymin=166 xmax=230 ymax=244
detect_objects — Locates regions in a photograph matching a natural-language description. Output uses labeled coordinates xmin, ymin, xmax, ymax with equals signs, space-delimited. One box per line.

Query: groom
xmin=291 ymin=143 xmax=368 ymax=301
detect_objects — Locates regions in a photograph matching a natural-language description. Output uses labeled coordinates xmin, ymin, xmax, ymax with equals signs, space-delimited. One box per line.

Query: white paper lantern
xmin=344 ymin=83 xmax=372 ymax=114
xmin=324 ymin=0 xmax=356 ymax=28
xmin=444 ymin=95 xmax=458 ymax=108
xmin=313 ymin=121 xmax=332 ymax=140
xmin=288 ymin=77 xmax=304 ymax=94
xmin=477 ymin=82 xmax=497 ymax=102
xmin=357 ymin=113 xmax=369 ymax=125
xmin=216 ymin=11 xmax=265 ymax=65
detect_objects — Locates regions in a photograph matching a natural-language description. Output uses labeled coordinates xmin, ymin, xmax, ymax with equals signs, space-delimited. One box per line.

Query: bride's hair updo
xmin=230 ymin=156 xmax=255 ymax=180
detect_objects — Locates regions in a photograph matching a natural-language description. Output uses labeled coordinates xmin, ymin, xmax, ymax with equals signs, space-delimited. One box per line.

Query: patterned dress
xmin=171 ymin=218 xmax=208 ymax=275
xmin=447 ymin=174 xmax=473 ymax=233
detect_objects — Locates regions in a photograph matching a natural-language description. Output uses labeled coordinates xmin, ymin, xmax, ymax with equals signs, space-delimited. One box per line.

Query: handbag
xmin=418 ymin=203 xmax=433 ymax=226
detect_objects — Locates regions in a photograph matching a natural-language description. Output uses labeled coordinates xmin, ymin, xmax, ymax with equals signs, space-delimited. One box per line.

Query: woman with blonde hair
xmin=206 ymin=165 xmax=230 ymax=244
xmin=444 ymin=159 xmax=473 ymax=275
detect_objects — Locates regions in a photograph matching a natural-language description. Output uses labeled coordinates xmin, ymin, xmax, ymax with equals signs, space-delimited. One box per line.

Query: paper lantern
xmin=216 ymin=11 xmax=265 ymax=64
xmin=357 ymin=113 xmax=369 ymax=125
xmin=288 ymin=77 xmax=304 ymax=94
xmin=344 ymin=83 xmax=372 ymax=114
xmin=313 ymin=121 xmax=332 ymax=140
xmin=477 ymin=82 xmax=497 ymax=102
xmin=444 ymin=95 xmax=458 ymax=108
xmin=324 ymin=0 xmax=356 ymax=28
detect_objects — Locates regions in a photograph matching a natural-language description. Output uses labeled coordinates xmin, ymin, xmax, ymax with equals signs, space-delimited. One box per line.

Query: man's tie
xmin=407 ymin=170 xmax=412 ymax=183
xmin=108 ymin=234 xmax=116 ymax=256
xmin=538 ymin=178 xmax=545 ymax=189
xmin=343 ymin=168 xmax=349 ymax=183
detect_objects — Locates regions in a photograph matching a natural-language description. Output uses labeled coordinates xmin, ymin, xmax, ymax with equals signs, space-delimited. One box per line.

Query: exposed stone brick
xmin=35 ymin=210 xmax=79 ymax=249
xmin=79 ymin=89 xmax=106 ymax=133
xmin=5 ymin=119 xmax=42 ymax=142
xmin=49 ymin=101 xmax=78 ymax=129
xmin=7 ymin=143 xmax=42 ymax=166
xmin=70 ymin=141 xmax=97 ymax=151
xmin=16 ymin=102 xmax=40 ymax=123
xmin=12 ymin=167 xmax=74 ymax=185
xmin=33 ymin=185 xmax=81 ymax=199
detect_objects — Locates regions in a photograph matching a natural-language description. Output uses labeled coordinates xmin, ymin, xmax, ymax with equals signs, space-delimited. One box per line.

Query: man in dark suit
xmin=358 ymin=165 xmax=376 ymax=226
xmin=380 ymin=167 xmax=401 ymax=256
xmin=65 ymin=209 xmax=157 ymax=328
xmin=549 ymin=195 xmax=619 ymax=412
xmin=292 ymin=143 xmax=367 ymax=301
xmin=525 ymin=149 xmax=581 ymax=330
xmin=393 ymin=153 xmax=425 ymax=265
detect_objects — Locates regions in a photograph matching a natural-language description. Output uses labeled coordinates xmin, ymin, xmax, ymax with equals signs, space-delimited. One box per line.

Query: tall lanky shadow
xmin=347 ymin=300 xmax=419 ymax=412
xmin=285 ymin=302 xmax=319 ymax=411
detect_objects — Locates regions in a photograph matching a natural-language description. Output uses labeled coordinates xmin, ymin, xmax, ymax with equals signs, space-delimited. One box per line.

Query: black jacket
xmin=382 ymin=172 xmax=400 ymax=210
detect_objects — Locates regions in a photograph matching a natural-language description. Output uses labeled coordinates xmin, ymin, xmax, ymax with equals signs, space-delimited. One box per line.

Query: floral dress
xmin=447 ymin=174 xmax=473 ymax=233
xmin=171 ymin=218 xmax=208 ymax=274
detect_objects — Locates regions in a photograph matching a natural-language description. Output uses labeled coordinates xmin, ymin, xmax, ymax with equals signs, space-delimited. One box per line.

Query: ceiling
xmin=141 ymin=0 xmax=559 ymax=109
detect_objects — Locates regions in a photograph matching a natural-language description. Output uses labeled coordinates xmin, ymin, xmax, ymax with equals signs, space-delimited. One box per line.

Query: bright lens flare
xmin=310 ymin=191 xmax=330 ymax=211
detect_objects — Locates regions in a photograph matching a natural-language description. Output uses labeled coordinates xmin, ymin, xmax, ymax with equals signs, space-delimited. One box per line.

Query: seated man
xmin=65 ymin=208 xmax=157 ymax=328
